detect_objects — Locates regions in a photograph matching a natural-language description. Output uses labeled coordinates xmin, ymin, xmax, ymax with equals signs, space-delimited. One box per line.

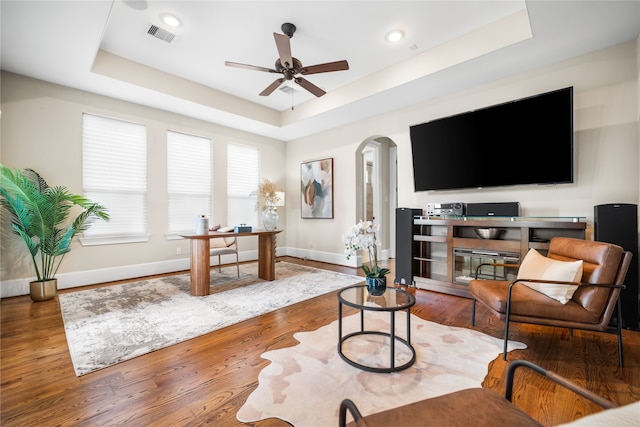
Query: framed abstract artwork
xmin=300 ymin=158 xmax=333 ymax=219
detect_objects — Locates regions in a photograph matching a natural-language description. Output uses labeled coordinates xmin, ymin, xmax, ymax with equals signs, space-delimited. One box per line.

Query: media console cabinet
xmin=409 ymin=217 xmax=587 ymax=298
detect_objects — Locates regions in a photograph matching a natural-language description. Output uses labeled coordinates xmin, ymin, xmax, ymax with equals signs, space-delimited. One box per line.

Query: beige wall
xmin=1 ymin=40 xmax=639 ymax=297
xmin=0 ymin=73 xmax=285 ymax=296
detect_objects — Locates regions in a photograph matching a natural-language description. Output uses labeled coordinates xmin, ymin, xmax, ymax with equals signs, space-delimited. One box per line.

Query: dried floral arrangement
xmin=255 ymin=178 xmax=282 ymax=211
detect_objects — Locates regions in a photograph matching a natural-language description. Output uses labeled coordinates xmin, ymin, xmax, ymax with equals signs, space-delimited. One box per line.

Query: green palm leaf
xmin=1 ymin=164 xmax=109 ymax=281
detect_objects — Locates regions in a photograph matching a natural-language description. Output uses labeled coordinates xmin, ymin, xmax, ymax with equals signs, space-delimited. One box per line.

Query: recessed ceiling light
xmin=385 ymin=29 xmax=404 ymax=42
xmin=161 ymin=13 xmax=181 ymax=27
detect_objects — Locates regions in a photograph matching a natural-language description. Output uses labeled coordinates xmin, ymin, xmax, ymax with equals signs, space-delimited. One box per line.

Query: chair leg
xmin=471 ymin=299 xmax=477 ymax=326
xmin=616 ymin=298 xmax=624 ymax=367
xmin=503 ymin=317 xmax=511 ymax=361
xmin=235 ymin=251 xmax=239 ymax=278
xmin=503 ymin=289 xmax=513 ymax=361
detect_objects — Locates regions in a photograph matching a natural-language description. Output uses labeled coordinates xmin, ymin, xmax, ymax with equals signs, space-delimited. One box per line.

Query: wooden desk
xmin=180 ymin=229 xmax=282 ymax=296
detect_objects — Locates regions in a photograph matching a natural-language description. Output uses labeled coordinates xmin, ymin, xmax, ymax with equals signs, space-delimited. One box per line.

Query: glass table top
xmin=338 ymin=285 xmax=415 ymax=311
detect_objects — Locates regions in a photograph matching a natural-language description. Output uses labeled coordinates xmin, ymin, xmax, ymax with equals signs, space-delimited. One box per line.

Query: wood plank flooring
xmin=2 ymin=257 xmax=639 ymax=426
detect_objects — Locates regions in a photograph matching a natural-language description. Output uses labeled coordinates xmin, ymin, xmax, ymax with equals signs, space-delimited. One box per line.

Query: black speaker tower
xmin=395 ymin=208 xmax=421 ymax=286
xmin=594 ymin=203 xmax=639 ymax=330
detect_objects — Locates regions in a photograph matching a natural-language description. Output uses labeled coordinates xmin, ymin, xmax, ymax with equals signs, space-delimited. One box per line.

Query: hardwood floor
xmin=2 ymin=257 xmax=639 ymax=426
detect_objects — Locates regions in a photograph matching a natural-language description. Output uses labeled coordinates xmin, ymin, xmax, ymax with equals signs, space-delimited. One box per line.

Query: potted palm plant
xmin=0 ymin=164 xmax=109 ymax=301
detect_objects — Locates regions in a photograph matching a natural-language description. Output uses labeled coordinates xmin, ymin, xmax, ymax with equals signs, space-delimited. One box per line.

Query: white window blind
xmin=227 ymin=143 xmax=259 ymax=228
xmin=81 ymin=113 xmax=148 ymax=244
xmin=167 ymin=131 xmax=212 ymax=233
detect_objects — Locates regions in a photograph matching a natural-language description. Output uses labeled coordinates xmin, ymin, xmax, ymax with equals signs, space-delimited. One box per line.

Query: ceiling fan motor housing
xmin=276 ymin=57 xmax=303 ymax=79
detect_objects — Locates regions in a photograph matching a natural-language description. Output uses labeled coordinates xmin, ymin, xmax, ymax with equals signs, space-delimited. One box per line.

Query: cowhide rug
xmin=237 ymin=311 xmax=526 ymax=426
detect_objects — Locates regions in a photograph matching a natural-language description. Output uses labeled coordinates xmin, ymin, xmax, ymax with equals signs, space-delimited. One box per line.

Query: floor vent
xmin=147 ymin=24 xmax=176 ymax=43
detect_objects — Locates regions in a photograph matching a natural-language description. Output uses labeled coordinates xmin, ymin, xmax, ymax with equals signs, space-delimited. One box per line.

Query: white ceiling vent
xmin=278 ymin=85 xmax=298 ymax=95
xmin=147 ymin=24 xmax=176 ymax=43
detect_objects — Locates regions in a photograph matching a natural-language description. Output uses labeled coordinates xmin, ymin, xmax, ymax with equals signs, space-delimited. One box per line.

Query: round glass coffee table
xmin=337 ymin=284 xmax=416 ymax=373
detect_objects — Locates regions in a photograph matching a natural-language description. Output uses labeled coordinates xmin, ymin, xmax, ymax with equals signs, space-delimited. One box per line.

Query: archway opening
xmin=355 ymin=136 xmax=398 ymax=261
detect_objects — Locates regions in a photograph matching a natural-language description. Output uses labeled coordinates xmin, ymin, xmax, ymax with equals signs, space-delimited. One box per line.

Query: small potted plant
xmin=0 ymin=165 xmax=109 ymax=301
xmin=343 ymin=220 xmax=390 ymax=295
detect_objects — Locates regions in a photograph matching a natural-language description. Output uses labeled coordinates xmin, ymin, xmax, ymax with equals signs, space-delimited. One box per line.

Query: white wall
xmin=284 ymin=41 xmax=639 ymax=265
xmin=1 ymin=40 xmax=638 ymax=297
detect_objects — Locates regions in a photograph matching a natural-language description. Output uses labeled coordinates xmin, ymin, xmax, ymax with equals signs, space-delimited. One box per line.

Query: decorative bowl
xmin=474 ymin=227 xmax=504 ymax=239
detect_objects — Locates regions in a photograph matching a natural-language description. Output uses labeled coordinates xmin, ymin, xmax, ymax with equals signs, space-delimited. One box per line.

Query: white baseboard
xmin=286 ymin=247 xmax=360 ymax=267
xmin=0 ymin=250 xmax=259 ymax=298
xmin=0 ymin=245 xmax=380 ymax=298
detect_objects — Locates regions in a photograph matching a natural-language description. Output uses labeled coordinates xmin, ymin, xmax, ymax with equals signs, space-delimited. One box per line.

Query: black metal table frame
xmin=337 ymin=285 xmax=416 ymax=373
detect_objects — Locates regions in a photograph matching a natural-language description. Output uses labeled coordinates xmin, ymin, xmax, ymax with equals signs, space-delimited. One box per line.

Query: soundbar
xmin=466 ymin=202 xmax=520 ymax=217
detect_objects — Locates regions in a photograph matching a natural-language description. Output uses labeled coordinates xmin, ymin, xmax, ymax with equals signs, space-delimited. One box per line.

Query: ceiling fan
xmin=225 ymin=23 xmax=349 ymax=98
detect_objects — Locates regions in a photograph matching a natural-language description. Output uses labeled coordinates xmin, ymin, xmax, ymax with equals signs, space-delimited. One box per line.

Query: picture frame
xmin=300 ymin=158 xmax=333 ymax=219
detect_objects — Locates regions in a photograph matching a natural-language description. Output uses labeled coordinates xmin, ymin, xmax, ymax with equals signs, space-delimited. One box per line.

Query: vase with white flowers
xmin=343 ymin=220 xmax=390 ymax=295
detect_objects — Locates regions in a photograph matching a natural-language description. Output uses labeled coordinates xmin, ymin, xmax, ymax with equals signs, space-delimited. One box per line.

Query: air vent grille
xmin=279 ymin=85 xmax=297 ymax=95
xmin=147 ymin=24 xmax=175 ymax=43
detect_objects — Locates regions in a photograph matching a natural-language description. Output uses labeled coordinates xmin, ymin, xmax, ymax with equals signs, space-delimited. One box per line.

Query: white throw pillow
xmin=516 ymin=248 xmax=583 ymax=304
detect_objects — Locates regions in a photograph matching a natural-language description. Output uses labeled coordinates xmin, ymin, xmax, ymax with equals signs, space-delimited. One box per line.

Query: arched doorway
xmin=355 ymin=136 xmax=398 ymax=260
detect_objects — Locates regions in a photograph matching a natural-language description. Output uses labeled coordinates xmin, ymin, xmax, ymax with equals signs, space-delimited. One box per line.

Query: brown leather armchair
xmin=469 ymin=237 xmax=632 ymax=366
xmin=339 ymin=360 xmax=622 ymax=427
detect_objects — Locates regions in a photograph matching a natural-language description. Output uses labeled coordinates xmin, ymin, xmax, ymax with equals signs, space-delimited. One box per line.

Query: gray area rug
xmin=237 ymin=311 xmax=527 ymax=426
xmin=59 ymin=262 xmax=362 ymax=376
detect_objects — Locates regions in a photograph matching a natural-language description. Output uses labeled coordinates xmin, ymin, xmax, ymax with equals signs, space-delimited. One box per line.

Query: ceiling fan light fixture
xmin=385 ymin=29 xmax=404 ymax=42
xmin=161 ymin=13 xmax=181 ymax=27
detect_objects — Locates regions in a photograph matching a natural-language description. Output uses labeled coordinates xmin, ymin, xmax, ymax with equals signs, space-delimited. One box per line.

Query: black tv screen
xmin=410 ymin=87 xmax=574 ymax=191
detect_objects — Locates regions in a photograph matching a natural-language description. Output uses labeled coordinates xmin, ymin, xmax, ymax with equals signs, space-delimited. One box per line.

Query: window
xmin=167 ymin=131 xmax=212 ymax=234
xmin=227 ymin=143 xmax=259 ymax=228
xmin=81 ymin=113 xmax=148 ymax=244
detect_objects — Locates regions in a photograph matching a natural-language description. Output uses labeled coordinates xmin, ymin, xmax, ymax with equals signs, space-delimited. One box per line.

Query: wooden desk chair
xmin=469 ymin=237 xmax=632 ymax=366
xmin=210 ymin=236 xmax=239 ymax=277
xmin=338 ymin=360 xmax=636 ymax=427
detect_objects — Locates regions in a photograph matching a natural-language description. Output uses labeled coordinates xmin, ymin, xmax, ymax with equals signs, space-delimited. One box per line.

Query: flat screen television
xmin=410 ymin=87 xmax=574 ymax=191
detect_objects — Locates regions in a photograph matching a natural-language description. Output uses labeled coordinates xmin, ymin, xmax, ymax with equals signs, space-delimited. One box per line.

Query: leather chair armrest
xmin=505 ymin=360 xmax=616 ymax=409
xmin=505 ymin=278 xmax=582 ymax=305
xmin=577 ymin=283 xmax=625 ymax=290
xmin=339 ymin=399 xmax=370 ymax=427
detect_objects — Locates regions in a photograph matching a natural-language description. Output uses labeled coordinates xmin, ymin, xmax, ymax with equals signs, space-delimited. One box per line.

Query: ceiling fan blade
xmin=259 ymin=78 xmax=285 ymax=96
xmin=300 ymin=60 xmax=349 ymax=75
xmin=294 ymin=77 xmax=326 ymax=97
xmin=225 ymin=61 xmax=277 ymax=73
xmin=273 ymin=32 xmax=293 ymax=69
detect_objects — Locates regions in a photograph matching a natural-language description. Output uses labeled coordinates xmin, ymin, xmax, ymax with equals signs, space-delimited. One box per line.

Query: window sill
xmin=79 ymin=234 xmax=151 ymax=246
